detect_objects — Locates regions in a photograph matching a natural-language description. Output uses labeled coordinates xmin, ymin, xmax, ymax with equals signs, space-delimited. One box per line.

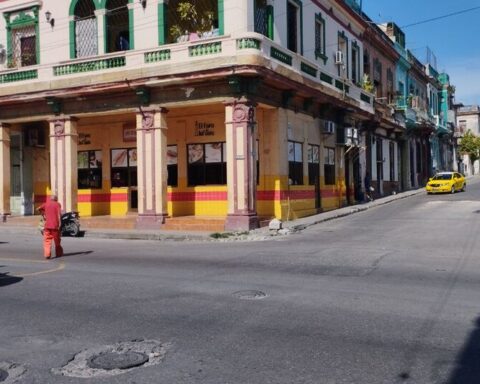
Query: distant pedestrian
xmin=38 ymin=195 xmax=63 ymax=259
xmin=364 ymin=171 xmax=374 ymax=202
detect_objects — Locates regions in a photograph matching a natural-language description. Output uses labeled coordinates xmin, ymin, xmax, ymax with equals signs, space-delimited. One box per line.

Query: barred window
xmin=10 ymin=26 xmax=36 ymax=67
xmin=74 ymin=0 xmax=98 ymax=58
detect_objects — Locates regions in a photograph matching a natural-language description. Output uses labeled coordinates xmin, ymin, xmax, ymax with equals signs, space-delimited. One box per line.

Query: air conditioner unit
xmin=322 ymin=120 xmax=336 ymax=134
xmin=335 ymin=50 xmax=344 ymax=65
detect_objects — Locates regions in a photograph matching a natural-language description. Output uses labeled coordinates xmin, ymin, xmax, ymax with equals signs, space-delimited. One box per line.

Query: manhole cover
xmin=233 ymin=290 xmax=268 ymax=300
xmin=87 ymin=352 xmax=149 ymax=370
xmin=0 ymin=369 xmax=8 ymax=382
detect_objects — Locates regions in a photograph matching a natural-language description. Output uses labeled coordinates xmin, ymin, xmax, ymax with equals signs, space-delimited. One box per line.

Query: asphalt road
xmin=1 ymin=178 xmax=480 ymax=384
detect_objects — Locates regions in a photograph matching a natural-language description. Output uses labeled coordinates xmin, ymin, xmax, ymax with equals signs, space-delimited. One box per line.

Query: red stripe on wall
xmin=78 ymin=193 xmax=128 ymax=203
xmin=257 ymin=190 xmax=315 ymax=200
xmin=168 ymin=191 xmax=228 ymax=202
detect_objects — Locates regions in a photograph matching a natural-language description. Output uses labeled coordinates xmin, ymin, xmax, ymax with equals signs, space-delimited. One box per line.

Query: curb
xmin=0 ymin=187 xmax=428 ymax=242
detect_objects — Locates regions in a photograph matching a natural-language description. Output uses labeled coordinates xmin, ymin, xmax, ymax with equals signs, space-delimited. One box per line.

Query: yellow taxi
xmin=426 ymin=172 xmax=466 ymax=194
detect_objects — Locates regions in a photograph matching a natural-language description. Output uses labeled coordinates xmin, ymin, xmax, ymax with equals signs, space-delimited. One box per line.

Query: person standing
xmin=364 ymin=171 xmax=373 ymax=202
xmin=38 ymin=195 xmax=63 ymax=259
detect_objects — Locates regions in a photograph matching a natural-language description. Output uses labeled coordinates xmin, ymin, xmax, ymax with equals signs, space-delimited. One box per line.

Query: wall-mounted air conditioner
xmin=335 ymin=51 xmax=344 ymax=65
xmin=322 ymin=120 xmax=336 ymax=134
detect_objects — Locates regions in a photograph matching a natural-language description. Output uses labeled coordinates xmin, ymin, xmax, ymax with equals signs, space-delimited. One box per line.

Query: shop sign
xmin=123 ymin=127 xmax=137 ymax=142
xmin=194 ymin=121 xmax=215 ymax=137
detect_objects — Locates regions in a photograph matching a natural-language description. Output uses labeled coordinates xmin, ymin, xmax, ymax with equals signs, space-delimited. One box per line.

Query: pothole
xmin=0 ymin=369 xmax=8 ymax=382
xmin=233 ymin=290 xmax=268 ymax=300
xmin=52 ymin=339 xmax=169 ymax=378
xmin=0 ymin=362 xmax=27 ymax=383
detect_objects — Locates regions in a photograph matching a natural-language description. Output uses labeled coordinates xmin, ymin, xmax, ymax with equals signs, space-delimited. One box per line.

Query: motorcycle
xmin=39 ymin=211 xmax=81 ymax=237
xmin=61 ymin=211 xmax=81 ymax=237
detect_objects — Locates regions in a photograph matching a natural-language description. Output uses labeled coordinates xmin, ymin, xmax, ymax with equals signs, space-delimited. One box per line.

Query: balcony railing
xmin=0 ymin=33 xmax=373 ymax=113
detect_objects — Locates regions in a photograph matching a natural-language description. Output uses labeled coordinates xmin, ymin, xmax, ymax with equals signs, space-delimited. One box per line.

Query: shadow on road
xmin=447 ymin=317 xmax=480 ymax=384
xmin=0 ymin=268 xmax=23 ymax=287
xmin=61 ymin=250 xmax=93 ymax=257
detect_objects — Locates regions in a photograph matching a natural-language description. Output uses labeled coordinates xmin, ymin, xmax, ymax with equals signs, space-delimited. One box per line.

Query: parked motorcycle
xmin=39 ymin=211 xmax=81 ymax=237
xmin=61 ymin=211 xmax=81 ymax=237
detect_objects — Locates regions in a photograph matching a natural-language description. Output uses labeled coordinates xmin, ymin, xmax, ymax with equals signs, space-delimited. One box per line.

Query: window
xmin=288 ymin=141 xmax=303 ymax=185
xmin=308 ymin=144 xmax=320 ymax=185
xmin=78 ymin=150 xmax=102 ymax=189
xmin=111 ymin=148 xmax=137 ymax=188
xmin=351 ymin=42 xmax=360 ymax=84
xmin=166 ymin=0 xmax=220 ymax=44
xmin=167 ymin=145 xmax=178 ymax=187
xmin=376 ymin=138 xmax=383 ymax=181
xmin=314 ymin=13 xmax=326 ymax=63
xmin=254 ymin=0 xmax=273 ymax=39
xmin=363 ymin=49 xmax=370 ymax=76
xmin=337 ymin=32 xmax=348 ymax=77
xmin=287 ymin=0 xmax=302 ymax=54
xmin=187 ymin=142 xmax=226 ymax=186
xmin=324 ymin=147 xmax=335 ymax=185
xmin=386 ymin=68 xmax=394 ymax=103
xmin=389 ymin=142 xmax=395 ymax=181
xmin=73 ymin=0 xmax=98 ymax=58
xmin=106 ymin=0 xmax=130 ymax=53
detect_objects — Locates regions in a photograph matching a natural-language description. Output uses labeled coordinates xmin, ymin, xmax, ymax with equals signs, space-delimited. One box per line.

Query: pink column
xmin=136 ymin=108 xmax=168 ymax=229
xmin=48 ymin=118 xmax=78 ymax=212
xmin=0 ymin=123 xmax=11 ymax=220
xmin=225 ymin=99 xmax=259 ymax=231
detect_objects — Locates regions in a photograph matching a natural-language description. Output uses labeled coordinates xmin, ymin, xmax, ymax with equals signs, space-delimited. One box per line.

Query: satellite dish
xmin=0 ymin=44 xmax=6 ymax=64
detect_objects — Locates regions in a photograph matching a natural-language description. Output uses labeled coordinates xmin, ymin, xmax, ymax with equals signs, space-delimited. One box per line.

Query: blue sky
xmin=362 ymin=0 xmax=480 ymax=106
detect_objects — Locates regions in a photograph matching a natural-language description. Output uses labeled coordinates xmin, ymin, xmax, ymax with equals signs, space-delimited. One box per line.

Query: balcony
xmin=0 ymin=33 xmax=374 ymax=114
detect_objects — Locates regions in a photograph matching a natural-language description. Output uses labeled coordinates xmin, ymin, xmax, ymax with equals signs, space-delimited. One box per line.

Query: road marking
xmin=0 ymin=257 xmax=65 ymax=277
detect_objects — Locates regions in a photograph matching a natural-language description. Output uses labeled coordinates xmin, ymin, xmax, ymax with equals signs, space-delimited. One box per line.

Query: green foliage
xmin=459 ymin=130 xmax=480 ymax=165
xmin=169 ymin=1 xmax=215 ymax=41
xmin=361 ymin=74 xmax=374 ymax=93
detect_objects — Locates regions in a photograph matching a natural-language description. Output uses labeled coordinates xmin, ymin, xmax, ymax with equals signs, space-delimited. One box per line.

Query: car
xmin=426 ymin=172 xmax=466 ymax=194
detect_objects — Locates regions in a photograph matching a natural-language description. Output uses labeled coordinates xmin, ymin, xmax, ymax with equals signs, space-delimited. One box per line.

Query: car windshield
xmin=432 ymin=174 xmax=452 ymax=180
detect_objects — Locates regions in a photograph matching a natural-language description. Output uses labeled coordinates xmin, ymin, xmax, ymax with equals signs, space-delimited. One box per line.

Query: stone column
xmin=225 ymin=99 xmax=259 ymax=231
xmin=49 ymin=117 xmax=78 ymax=212
xmin=0 ymin=123 xmax=11 ymax=220
xmin=136 ymin=107 xmax=168 ymax=229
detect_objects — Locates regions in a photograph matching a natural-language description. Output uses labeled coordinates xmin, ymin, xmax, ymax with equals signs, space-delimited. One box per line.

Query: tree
xmin=459 ymin=130 xmax=480 ymax=174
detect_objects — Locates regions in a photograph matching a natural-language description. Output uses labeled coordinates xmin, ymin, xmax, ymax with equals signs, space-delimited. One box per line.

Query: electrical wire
xmin=401 ymin=5 xmax=480 ymax=28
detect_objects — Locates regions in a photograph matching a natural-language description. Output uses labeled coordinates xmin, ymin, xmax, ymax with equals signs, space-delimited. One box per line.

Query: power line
xmin=401 ymin=5 xmax=480 ymax=28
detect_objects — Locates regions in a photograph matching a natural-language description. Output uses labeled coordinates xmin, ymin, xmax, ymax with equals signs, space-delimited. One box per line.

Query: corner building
xmin=0 ymin=0 xmax=379 ymax=230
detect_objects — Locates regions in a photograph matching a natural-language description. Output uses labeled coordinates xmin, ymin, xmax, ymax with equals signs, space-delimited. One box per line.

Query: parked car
xmin=426 ymin=172 xmax=466 ymax=194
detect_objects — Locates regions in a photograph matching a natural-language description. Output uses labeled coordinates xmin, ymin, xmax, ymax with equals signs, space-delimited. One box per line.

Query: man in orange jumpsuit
xmin=38 ymin=195 xmax=63 ymax=259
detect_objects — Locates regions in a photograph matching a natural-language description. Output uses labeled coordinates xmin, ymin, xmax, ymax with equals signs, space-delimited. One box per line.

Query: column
xmin=0 ymin=123 xmax=11 ymax=220
xmin=95 ymin=9 xmax=106 ymax=54
xmin=225 ymin=99 xmax=259 ymax=231
xmin=49 ymin=117 xmax=78 ymax=212
xmin=136 ymin=107 xmax=168 ymax=229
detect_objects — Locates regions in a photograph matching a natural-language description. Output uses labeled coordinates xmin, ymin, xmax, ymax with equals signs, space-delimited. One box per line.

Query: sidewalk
xmin=0 ymin=187 xmax=427 ymax=242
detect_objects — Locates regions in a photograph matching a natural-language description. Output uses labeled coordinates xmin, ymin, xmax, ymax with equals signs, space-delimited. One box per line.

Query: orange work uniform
xmin=39 ymin=200 xmax=63 ymax=259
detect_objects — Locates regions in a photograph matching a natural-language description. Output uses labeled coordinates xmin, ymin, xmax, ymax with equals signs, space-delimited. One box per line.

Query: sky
xmin=361 ymin=0 xmax=480 ymax=106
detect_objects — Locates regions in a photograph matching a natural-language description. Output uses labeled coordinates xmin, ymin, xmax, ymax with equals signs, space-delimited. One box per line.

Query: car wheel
xmin=461 ymin=183 xmax=466 ymax=192
xmin=451 ymin=185 xmax=455 ymax=194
